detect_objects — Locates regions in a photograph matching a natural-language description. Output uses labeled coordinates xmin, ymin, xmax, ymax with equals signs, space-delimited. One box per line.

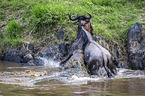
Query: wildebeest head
xmin=69 ymin=12 xmax=92 ymax=26
xmin=69 ymin=12 xmax=93 ymax=35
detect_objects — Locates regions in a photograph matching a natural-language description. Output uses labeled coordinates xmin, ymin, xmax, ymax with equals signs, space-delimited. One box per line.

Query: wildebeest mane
xmin=79 ymin=26 xmax=90 ymax=51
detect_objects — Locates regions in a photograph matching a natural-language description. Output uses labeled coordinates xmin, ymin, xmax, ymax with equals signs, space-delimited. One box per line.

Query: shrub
xmin=7 ymin=20 xmax=23 ymax=39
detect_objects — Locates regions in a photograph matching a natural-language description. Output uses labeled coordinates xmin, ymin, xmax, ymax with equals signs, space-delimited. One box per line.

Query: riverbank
xmin=0 ymin=0 xmax=145 ymax=67
xmin=0 ymin=0 xmax=144 ymax=48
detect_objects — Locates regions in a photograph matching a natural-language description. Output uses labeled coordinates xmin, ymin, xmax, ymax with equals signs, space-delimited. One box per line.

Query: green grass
xmin=7 ymin=20 xmax=23 ymax=38
xmin=0 ymin=0 xmax=145 ymax=50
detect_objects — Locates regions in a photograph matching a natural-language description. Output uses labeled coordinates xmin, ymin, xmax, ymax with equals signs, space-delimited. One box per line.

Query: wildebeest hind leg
xmin=104 ymin=67 xmax=113 ymax=78
xmin=103 ymin=59 xmax=113 ymax=78
xmin=109 ymin=60 xmax=117 ymax=75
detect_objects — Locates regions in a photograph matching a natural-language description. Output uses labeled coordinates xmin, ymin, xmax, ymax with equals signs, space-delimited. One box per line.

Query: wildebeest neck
xmin=82 ymin=26 xmax=93 ymax=41
xmin=77 ymin=24 xmax=82 ymax=39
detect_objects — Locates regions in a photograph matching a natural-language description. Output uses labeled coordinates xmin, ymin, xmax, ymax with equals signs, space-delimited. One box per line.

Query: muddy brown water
xmin=0 ymin=60 xmax=145 ymax=96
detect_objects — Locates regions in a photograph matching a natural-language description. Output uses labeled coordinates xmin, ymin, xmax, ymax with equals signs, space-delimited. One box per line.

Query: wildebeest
xmin=59 ymin=13 xmax=93 ymax=65
xmin=60 ymin=13 xmax=116 ymax=77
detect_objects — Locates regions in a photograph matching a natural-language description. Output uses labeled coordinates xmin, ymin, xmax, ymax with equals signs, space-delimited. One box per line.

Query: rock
xmin=33 ymin=57 xmax=45 ymax=66
xmin=0 ymin=51 xmax=3 ymax=60
xmin=30 ymin=43 xmax=70 ymax=66
xmin=23 ymin=54 xmax=33 ymax=63
xmin=62 ymin=49 xmax=88 ymax=75
xmin=3 ymin=42 xmax=64 ymax=65
xmin=38 ymin=45 xmax=62 ymax=61
xmin=128 ymin=22 xmax=145 ymax=70
xmin=3 ymin=48 xmax=22 ymax=63
xmin=3 ymin=42 xmax=34 ymax=63
xmin=38 ymin=46 xmax=55 ymax=58
xmin=128 ymin=22 xmax=142 ymax=43
xmin=27 ymin=43 xmax=34 ymax=51
xmin=25 ymin=60 xmax=35 ymax=66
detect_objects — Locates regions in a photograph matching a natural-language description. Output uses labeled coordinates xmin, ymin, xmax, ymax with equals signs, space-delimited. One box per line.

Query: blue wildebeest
xmin=60 ymin=13 xmax=116 ymax=78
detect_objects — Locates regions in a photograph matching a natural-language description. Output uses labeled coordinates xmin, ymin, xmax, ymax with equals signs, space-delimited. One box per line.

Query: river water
xmin=0 ymin=60 xmax=145 ymax=96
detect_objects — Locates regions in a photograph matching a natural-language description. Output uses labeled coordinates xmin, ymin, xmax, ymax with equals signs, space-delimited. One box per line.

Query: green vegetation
xmin=7 ymin=20 xmax=23 ymax=39
xmin=0 ymin=0 xmax=145 ymax=50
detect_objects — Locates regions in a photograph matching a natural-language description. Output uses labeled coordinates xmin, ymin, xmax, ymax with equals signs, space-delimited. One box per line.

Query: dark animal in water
xmin=60 ymin=13 xmax=116 ymax=77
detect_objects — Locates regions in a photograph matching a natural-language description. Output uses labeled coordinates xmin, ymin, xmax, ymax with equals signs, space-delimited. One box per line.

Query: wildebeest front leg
xmin=60 ymin=40 xmax=79 ymax=66
xmin=109 ymin=59 xmax=117 ymax=75
xmin=59 ymin=52 xmax=73 ymax=66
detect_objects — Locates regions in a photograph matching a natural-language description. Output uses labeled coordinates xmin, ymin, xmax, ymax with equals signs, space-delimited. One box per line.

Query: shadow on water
xmin=0 ymin=59 xmax=145 ymax=96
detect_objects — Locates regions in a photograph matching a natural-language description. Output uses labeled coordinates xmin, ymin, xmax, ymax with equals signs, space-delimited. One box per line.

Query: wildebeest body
xmin=81 ymin=27 xmax=116 ymax=77
xmin=84 ymin=43 xmax=103 ymax=75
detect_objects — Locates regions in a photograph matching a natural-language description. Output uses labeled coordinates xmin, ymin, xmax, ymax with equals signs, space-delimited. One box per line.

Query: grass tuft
xmin=7 ymin=20 xmax=23 ymax=39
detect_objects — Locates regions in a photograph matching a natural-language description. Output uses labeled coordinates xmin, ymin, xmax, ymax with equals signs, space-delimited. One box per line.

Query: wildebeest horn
xmin=69 ymin=14 xmax=79 ymax=21
xmin=83 ymin=12 xmax=92 ymax=19
xmin=69 ymin=12 xmax=92 ymax=21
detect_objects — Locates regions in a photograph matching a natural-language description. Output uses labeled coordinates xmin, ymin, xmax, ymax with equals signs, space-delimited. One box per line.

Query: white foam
xmin=58 ymin=75 xmax=106 ymax=85
xmin=38 ymin=57 xmax=60 ymax=67
xmin=115 ymin=68 xmax=145 ymax=79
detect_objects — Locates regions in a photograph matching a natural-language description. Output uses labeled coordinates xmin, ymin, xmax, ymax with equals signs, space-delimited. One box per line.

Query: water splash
xmin=115 ymin=68 xmax=145 ymax=79
xmin=0 ymin=60 xmax=145 ymax=87
xmin=63 ymin=75 xmax=105 ymax=85
xmin=38 ymin=57 xmax=60 ymax=68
